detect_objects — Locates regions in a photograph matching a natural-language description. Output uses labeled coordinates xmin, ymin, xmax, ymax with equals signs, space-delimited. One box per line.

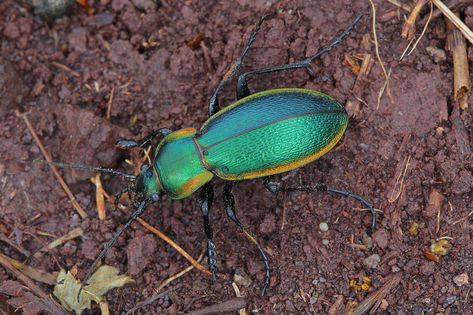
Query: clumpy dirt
xmin=1 ymin=0 xmax=472 ymax=314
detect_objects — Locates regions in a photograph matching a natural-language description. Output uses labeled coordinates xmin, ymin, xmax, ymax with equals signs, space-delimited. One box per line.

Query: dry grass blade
xmin=15 ymin=110 xmax=88 ymax=219
xmin=34 ymin=228 xmax=83 ymax=258
xmin=446 ymin=18 xmax=471 ymax=109
xmin=451 ymin=210 xmax=473 ymax=225
xmin=432 ymin=0 xmax=473 ymax=44
xmin=5 ymin=255 xmax=56 ymax=285
xmin=388 ymin=155 xmax=411 ymax=203
xmin=349 ymin=274 xmax=402 ymax=314
xmin=368 ymin=0 xmax=394 ymax=104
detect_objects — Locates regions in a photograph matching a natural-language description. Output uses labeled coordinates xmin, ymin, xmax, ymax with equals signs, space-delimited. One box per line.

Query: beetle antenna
xmin=37 ymin=160 xmax=136 ymax=180
xmin=78 ymin=198 xmax=149 ymax=298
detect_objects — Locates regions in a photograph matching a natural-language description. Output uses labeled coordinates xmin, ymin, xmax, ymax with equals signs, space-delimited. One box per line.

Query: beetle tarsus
xmin=208 ymin=14 xmax=266 ymax=114
xmin=234 ymin=14 xmax=364 ymax=99
xmin=327 ymin=188 xmax=376 ymax=230
xmin=265 ymin=181 xmax=377 ymax=230
xmin=223 ymin=183 xmax=270 ymax=296
xmin=199 ymin=183 xmax=219 ymax=280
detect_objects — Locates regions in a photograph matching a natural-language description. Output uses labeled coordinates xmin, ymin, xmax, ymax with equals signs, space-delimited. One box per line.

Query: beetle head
xmin=133 ymin=164 xmax=161 ymax=203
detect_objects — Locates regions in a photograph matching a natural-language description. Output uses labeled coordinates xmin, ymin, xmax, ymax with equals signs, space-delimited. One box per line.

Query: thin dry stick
xmin=156 ymin=251 xmax=205 ymax=293
xmin=446 ymin=18 xmax=471 ymax=109
xmin=106 ymin=86 xmax=115 ymax=120
xmin=104 ymin=189 xmax=213 ymax=278
xmin=368 ymin=0 xmax=394 ymax=104
xmin=349 ymin=273 xmax=402 ymax=314
xmin=15 ymin=111 xmax=88 ymax=219
xmin=51 ymin=61 xmax=81 ymax=77
xmin=432 ymin=0 xmax=473 ymax=44
xmin=0 ymin=253 xmax=68 ymax=315
xmin=137 ymin=218 xmax=213 ymax=277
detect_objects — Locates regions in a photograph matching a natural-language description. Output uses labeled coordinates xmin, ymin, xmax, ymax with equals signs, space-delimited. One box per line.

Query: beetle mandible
xmin=62 ymin=14 xmax=374 ymax=295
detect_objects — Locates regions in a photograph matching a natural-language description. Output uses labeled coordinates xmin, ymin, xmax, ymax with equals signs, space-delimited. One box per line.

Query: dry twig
xmin=400 ymin=1 xmax=434 ymax=59
xmin=16 ymin=111 xmax=88 ymax=219
xmin=432 ymin=0 xmax=473 ymax=44
xmin=402 ymin=0 xmax=429 ymax=40
xmin=137 ymin=218 xmax=214 ymax=278
xmin=33 ymin=228 xmax=83 ymax=258
xmin=446 ymin=18 xmax=471 ymax=109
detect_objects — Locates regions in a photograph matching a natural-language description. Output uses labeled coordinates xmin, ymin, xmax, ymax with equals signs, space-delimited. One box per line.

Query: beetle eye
xmin=145 ymin=168 xmax=153 ymax=178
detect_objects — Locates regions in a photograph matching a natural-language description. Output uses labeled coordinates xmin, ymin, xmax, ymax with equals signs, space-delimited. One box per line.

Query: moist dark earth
xmin=1 ymin=0 xmax=472 ymax=314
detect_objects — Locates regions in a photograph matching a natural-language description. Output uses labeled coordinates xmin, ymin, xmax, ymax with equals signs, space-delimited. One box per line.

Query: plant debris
xmin=53 ymin=266 xmax=134 ymax=314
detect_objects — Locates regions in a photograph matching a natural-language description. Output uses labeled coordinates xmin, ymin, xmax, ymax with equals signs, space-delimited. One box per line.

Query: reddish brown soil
xmin=1 ymin=0 xmax=472 ymax=314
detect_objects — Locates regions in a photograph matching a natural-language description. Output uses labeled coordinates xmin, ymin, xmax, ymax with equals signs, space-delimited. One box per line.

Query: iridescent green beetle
xmin=75 ymin=14 xmax=374 ymax=295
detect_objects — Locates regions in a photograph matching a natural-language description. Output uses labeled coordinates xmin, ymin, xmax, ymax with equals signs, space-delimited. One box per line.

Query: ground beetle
xmin=57 ymin=14 xmax=374 ymax=295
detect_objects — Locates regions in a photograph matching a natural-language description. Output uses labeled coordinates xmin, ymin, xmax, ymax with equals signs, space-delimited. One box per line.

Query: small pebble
xmin=425 ymin=46 xmax=447 ymax=63
xmin=322 ymin=239 xmax=329 ymax=246
xmin=319 ymin=222 xmax=329 ymax=232
xmin=380 ymin=299 xmax=389 ymax=310
xmin=233 ymin=272 xmax=252 ymax=287
xmin=363 ymin=254 xmax=381 ymax=269
xmin=453 ymin=273 xmax=469 ymax=287
xmin=446 ymin=295 xmax=457 ymax=305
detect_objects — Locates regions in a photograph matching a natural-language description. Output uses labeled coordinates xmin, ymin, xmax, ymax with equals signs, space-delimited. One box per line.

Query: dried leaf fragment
xmin=430 ymin=239 xmax=451 ymax=256
xmin=53 ymin=266 xmax=134 ymax=314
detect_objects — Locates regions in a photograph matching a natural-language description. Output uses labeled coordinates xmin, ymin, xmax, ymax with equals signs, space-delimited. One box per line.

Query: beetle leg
xmin=223 ymin=182 xmax=270 ymax=296
xmin=207 ymin=15 xmax=266 ymax=116
xmin=116 ymin=128 xmax=173 ymax=149
xmin=263 ymin=179 xmax=377 ymax=230
xmin=199 ymin=183 xmax=217 ymax=281
xmin=236 ymin=14 xmax=363 ymax=99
